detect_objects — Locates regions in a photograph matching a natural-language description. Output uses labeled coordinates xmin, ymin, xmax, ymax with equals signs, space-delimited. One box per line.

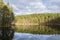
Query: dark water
xmin=13 ymin=32 xmax=60 ymax=40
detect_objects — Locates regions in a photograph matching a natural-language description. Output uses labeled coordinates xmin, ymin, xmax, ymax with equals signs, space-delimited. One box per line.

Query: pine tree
xmin=0 ymin=4 xmax=15 ymax=40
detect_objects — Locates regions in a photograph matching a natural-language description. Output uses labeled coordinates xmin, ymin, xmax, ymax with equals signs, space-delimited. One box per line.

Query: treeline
xmin=15 ymin=13 xmax=60 ymax=34
xmin=15 ymin=13 xmax=60 ymax=24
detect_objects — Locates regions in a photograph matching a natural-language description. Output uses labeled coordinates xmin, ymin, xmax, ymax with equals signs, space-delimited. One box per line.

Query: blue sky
xmin=3 ymin=0 xmax=60 ymax=15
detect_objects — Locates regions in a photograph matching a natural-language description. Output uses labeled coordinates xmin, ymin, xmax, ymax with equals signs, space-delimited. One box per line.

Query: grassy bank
xmin=15 ymin=13 xmax=60 ymax=34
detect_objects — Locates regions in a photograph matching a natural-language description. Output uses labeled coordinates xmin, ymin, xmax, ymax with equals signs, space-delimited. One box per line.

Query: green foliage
xmin=15 ymin=13 xmax=60 ymax=34
xmin=16 ymin=13 xmax=60 ymax=25
xmin=0 ymin=5 xmax=15 ymax=40
xmin=0 ymin=5 xmax=15 ymax=27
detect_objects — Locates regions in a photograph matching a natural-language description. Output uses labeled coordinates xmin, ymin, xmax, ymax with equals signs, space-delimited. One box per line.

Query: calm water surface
xmin=13 ymin=32 xmax=60 ymax=40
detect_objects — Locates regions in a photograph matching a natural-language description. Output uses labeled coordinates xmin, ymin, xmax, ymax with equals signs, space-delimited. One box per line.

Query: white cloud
xmin=28 ymin=2 xmax=50 ymax=13
xmin=41 ymin=10 xmax=51 ymax=13
xmin=11 ymin=4 xmax=23 ymax=15
xmin=26 ymin=6 xmax=32 ymax=12
xmin=4 ymin=0 xmax=60 ymax=15
xmin=47 ymin=5 xmax=60 ymax=13
xmin=48 ymin=5 xmax=59 ymax=10
xmin=15 ymin=1 xmax=50 ymax=15
xmin=30 ymin=2 xmax=46 ymax=9
xmin=14 ymin=11 xmax=33 ymax=15
xmin=19 ymin=0 xmax=40 ymax=2
xmin=11 ymin=4 xmax=20 ymax=11
xmin=49 ymin=0 xmax=60 ymax=2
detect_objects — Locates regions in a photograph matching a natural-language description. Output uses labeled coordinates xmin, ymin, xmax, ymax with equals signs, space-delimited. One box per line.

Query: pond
xmin=13 ymin=32 xmax=60 ymax=40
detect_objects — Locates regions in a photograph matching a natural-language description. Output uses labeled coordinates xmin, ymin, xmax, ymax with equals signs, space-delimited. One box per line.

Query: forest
xmin=15 ymin=13 xmax=60 ymax=34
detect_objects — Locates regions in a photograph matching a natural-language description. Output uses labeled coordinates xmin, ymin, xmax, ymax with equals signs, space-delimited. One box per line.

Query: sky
xmin=3 ymin=0 xmax=60 ymax=15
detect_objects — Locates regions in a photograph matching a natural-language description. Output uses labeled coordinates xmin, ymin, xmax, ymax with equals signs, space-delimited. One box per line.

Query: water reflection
xmin=16 ymin=25 xmax=60 ymax=34
xmin=13 ymin=32 xmax=60 ymax=40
